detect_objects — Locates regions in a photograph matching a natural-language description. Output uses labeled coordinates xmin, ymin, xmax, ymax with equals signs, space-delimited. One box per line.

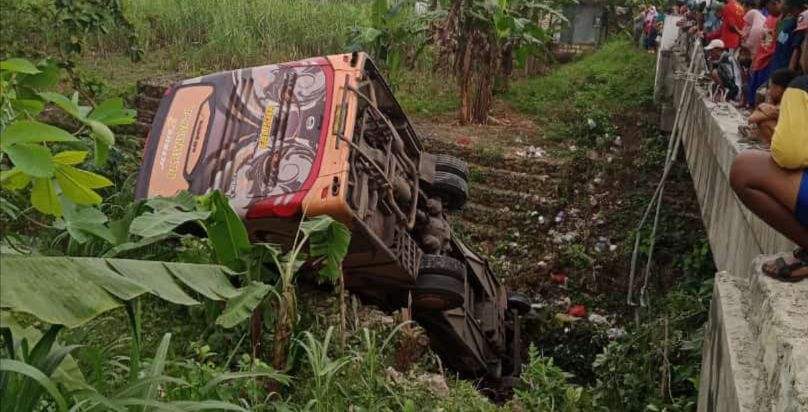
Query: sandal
xmin=761 ymin=248 xmax=808 ymax=283
xmin=737 ymin=124 xmax=759 ymax=143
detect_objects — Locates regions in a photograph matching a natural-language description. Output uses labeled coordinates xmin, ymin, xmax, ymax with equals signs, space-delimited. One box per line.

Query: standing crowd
xmin=640 ymin=0 xmax=808 ymax=280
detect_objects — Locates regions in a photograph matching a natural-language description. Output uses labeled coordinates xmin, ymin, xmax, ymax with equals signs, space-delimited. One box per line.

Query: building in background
xmin=555 ymin=0 xmax=608 ymax=54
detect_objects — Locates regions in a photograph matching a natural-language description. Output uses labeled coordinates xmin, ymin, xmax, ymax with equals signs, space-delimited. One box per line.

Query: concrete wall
xmin=657 ymin=33 xmax=808 ymax=412
xmin=663 ymin=35 xmax=793 ymax=276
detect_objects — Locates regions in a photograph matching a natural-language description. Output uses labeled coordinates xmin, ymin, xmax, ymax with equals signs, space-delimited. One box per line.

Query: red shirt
xmin=719 ymin=0 xmax=745 ymax=49
xmin=752 ymin=14 xmax=780 ymax=71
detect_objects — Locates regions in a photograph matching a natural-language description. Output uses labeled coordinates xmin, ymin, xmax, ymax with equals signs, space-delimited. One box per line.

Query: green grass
xmin=396 ymin=69 xmax=459 ymax=116
xmin=118 ymin=0 xmax=370 ymax=69
xmin=0 ymin=0 xmax=370 ymax=71
xmin=507 ymin=39 xmax=656 ymax=126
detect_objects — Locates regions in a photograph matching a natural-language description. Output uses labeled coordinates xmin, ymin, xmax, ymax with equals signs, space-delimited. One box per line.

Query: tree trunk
xmin=458 ymin=28 xmax=474 ymax=125
xmin=268 ymin=288 xmax=294 ymax=394
xmin=250 ymin=309 xmax=263 ymax=360
xmin=471 ymin=36 xmax=497 ymax=124
xmin=499 ymin=41 xmax=513 ymax=93
xmin=437 ymin=0 xmax=464 ymax=71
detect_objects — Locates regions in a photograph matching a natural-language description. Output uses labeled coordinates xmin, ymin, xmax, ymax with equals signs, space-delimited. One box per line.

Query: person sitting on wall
xmin=730 ymin=70 xmax=808 ymax=281
xmin=706 ymin=39 xmax=744 ymax=101
xmin=739 ymin=68 xmax=799 ymax=144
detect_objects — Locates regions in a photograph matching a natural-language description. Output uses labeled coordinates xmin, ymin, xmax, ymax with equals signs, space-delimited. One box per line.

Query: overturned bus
xmin=135 ymin=52 xmax=530 ymax=380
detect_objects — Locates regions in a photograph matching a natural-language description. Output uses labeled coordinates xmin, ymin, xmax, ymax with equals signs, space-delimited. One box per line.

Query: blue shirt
xmin=770 ymin=16 xmax=805 ymax=71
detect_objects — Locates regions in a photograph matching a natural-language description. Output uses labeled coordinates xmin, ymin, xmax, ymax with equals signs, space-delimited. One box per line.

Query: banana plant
xmin=257 ymin=215 xmax=351 ymax=376
xmin=0 ymin=256 xmax=269 ymax=330
xmin=347 ymin=0 xmax=442 ymax=90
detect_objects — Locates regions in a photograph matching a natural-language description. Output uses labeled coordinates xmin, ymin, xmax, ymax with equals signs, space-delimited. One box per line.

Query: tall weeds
xmin=114 ymin=0 xmax=370 ymax=68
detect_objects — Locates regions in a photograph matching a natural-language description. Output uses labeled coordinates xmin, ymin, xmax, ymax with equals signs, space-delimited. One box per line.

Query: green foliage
xmin=296 ymin=327 xmax=354 ymax=412
xmin=301 ymin=216 xmax=352 ymax=284
xmin=471 ymin=0 xmax=561 ymax=61
xmin=453 ymin=0 xmax=566 ymax=123
xmin=118 ymin=0 xmax=369 ymax=69
xmin=507 ymin=38 xmax=655 ymax=144
xmin=588 ymin=279 xmax=711 ymax=410
xmin=0 ymin=322 xmax=77 ymax=412
xmin=560 ymin=243 xmax=593 ymax=271
xmin=197 ymin=191 xmax=251 ymax=272
xmin=0 ymin=57 xmax=134 ymax=223
xmin=216 ymin=282 xmax=273 ymax=329
xmin=348 ymin=0 xmax=440 ymax=89
xmin=510 ymin=345 xmax=593 ymax=411
xmin=50 ymin=0 xmax=142 ymax=65
xmin=0 ymin=255 xmax=271 ymax=329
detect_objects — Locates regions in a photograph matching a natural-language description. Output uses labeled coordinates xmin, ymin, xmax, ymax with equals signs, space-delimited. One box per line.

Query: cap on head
xmin=705 ymin=39 xmax=726 ymax=50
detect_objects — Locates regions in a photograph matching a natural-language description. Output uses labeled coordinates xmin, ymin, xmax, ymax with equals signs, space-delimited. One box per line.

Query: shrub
xmin=509 ymin=344 xmax=593 ymax=411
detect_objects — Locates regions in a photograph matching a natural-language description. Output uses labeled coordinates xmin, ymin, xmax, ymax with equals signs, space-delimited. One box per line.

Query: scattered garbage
xmin=614 ymin=136 xmax=623 ymax=146
xmin=567 ymin=305 xmax=587 ymax=318
xmin=456 ymin=137 xmax=471 ymax=146
xmin=549 ymin=229 xmax=578 ymax=244
xmin=588 ymin=313 xmax=609 ymax=325
xmin=550 ymin=273 xmax=568 ymax=284
xmin=594 ymin=237 xmax=618 ymax=253
xmin=538 ymin=215 xmax=546 ymax=225
xmin=417 ymin=373 xmax=450 ymax=398
xmin=386 ymin=368 xmax=450 ymax=398
xmin=516 ymin=145 xmax=545 ymax=158
xmin=594 ymin=238 xmax=609 ymax=252
xmin=555 ymin=313 xmax=580 ymax=323
xmin=554 ymin=211 xmax=566 ymax=223
xmin=607 ymin=327 xmax=626 ymax=339
xmin=587 ymin=118 xmax=597 ymax=129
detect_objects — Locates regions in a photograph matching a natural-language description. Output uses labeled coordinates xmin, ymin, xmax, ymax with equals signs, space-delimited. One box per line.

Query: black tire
xmin=434 ymin=154 xmax=469 ymax=181
xmin=413 ymin=274 xmax=465 ymax=311
xmin=507 ymin=292 xmax=531 ymax=315
xmin=430 ymin=171 xmax=468 ymax=210
xmin=419 ymin=254 xmax=467 ymax=281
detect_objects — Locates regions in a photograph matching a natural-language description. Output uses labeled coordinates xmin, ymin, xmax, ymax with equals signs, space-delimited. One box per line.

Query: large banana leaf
xmin=0 ymin=256 xmax=271 ymax=329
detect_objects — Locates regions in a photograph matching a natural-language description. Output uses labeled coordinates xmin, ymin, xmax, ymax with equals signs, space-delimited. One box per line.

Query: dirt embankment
xmin=415 ymin=100 xmax=705 ymax=382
